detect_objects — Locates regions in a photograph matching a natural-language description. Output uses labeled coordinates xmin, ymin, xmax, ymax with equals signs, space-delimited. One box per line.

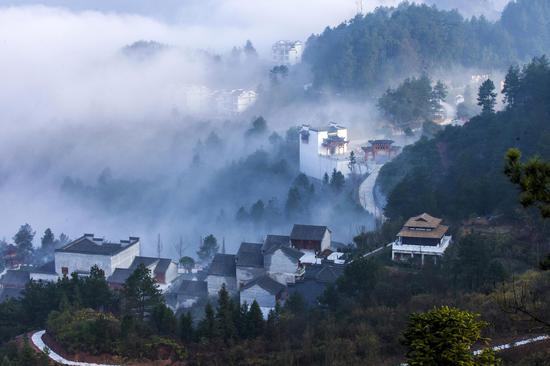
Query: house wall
xmin=236 ymin=266 xmax=266 ymax=289
xmin=265 ymin=250 xmax=298 ymax=284
xmin=299 ymin=128 xmax=351 ymax=180
xmin=111 ymin=242 xmax=141 ymax=271
xmin=240 ymin=284 xmax=276 ymax=309
xmin=55 ymin=252 xmax=112 ymax=277
xmin=321 ymin=230 xmax=332 ymax=252
xmin=29 ymin=272 xmax=59 ymax=282
xmin=206 ymin=275 xmax=237 ymax=297
xmin=163 ymin=262 xmax=178 ymax=284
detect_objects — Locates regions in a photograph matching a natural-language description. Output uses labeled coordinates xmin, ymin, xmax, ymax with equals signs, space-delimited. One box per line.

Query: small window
xmin=62 ymin=267 xmax=68 ymax=276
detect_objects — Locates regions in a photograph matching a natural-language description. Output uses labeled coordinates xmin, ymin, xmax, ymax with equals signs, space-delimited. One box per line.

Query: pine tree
xmin=13 ymin=223 xmax=35 ymax=259
xmin=197 ymin=234 xmax=219 ymax=262
xmin=40 ymin=228 xmax=55 ymax=250
xmin=477 ymin=79 xmax=497 ymax=115
xmin=330 ymin=169 xmax=345 ymax=192
xmin=179 ymin=256 xmax=195 ymax=273
xmin=198 ymin=302 xmax=216 ymax=339
xmin=216 ymin=284 xmax=236 ymax=341
xmin=323 ymin=172 xmax=330 ymax=185
xmin=121 ymin=264 xmax=163 ymax=321
xmin=502 ymin=65 xmax=521 ymax=107
xmin=179 ymin=311 xmax=194 ymax=342
xmin=247 ymin=300 xmax=264 ymax=338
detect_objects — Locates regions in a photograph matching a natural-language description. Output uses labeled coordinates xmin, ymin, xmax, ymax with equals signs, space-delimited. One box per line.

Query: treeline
xmin=377 ymin=56 xmax=550 ymax=222
xmin=304 ymin=0 xmax=550 ymax=92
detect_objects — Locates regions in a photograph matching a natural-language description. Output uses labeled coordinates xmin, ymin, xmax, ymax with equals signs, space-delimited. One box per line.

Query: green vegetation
xmin=304 ymin=1 xmax=550 ymax=92
xmin=377 ymin=56 xmax=550 ymax=222
xmin=403 ymin=306 xmax=499 ymax=366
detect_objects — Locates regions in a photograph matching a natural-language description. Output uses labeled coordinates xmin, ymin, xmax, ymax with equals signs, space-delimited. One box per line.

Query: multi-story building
xmin=272 ymin=40 xmax=303 ymax=65
xmin=391 ymin=213 xmax=452 ymax=265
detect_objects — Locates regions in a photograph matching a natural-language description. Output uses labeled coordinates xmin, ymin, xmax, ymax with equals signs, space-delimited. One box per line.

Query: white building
xmin=213 ymin=89 xmax=257 ymax=114
xmin=206 ymin=253 xmax=237 ymax=296
xmin=272 ymin=40 xmax=303 ymax=65
xmin=391 ymin=213 xmax=452 ymax=265
xmin=240 ymin=275 xmax=287 ymax=318
xmin=261 ymin=235 xmax=304 ymax=285
xmin=299 ymin=123 xmax=351 ymax=180
xmin=54 ymin=234 xmax=140 ymax=277
xmin=236 ymin=242 xmax=266 ymax=289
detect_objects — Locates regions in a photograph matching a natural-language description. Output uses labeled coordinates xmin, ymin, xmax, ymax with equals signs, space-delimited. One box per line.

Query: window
xmin=62 ymin=267 xmax=68 ymax=276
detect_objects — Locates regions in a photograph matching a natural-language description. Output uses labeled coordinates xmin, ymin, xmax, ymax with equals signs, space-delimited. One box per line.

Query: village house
xmin=166 ymin=279 xmax=208 ymax=311
xmin=290 ymin=224 xmax=332 ymax=254
xmin=288 ymin=261 xmax=345 ymax=307
xmin=206 ymin=253 xmax=237 ymax=296
xmin=262 ymin=235 xmax=304 ymax=285
xmin=299 ymin=123 xmax=351 ymax=180
xmin=54 ymin=234 xmax=140 ymax=277
xmin=240 ymin=275 xmax=287 ymax=317
xmin=236 ymin=242 xmax=265 ymax=289
xmin=108 ymin=256 xmax=178 ymax=290
xmin=391 ymin=213 xmax=452 ymax=265
xmin=272 ymin=40 xmax=303 ymax=65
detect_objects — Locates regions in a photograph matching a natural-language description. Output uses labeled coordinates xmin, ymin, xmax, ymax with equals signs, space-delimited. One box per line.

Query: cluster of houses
xmin=181 ymin=86 xmax=258 ymax=115
xmin=0 ymin=214 xmax=452 ymax=314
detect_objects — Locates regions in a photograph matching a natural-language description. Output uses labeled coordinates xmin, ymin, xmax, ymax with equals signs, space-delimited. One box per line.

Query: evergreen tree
xmin=285 ymin=187 xmax=302 ymax=216
xmin=477 ymin=79 xmax=497 ymax=114
xmin=402 ymin=306 xmax=500 ymax=365
xmin=150 ymin=303 xmax=177 ymax=336
xmin=246 ymin=116 xmax=268 ymax=137
xmin=121 ymin=264 xmax=163 ymax=321
xmin=197 ymin=234 xmax=219 ymax=262
xmin=250 ymin=200 xmax=265 ymax=223
xmin=235 ymin=206 xmax=249 ymax=222
xmin=40 ymin=228 xmax=55 ymax=250
xmin=330 ymin=169 xmax=345 ymax=192
xmin=81 ymin=265 xmax=112 ymax=310
xmin=198 ymin=302 xmax=216 ymax=339
xmin=348 ymin=151 xmax=357 ymax=174
xmin=323 ymin=172 xmax=330 ymax=185
xmin=178 ymin=311 xmax=194 ymax=342
xmin=13 ymin=224 xmax=35 ymax=258
xmin=247 ymin=300 xmax=264 ymax=338
xmin=502 ymin=65 xmax=521 ymax=107
xmin=216 ymin=285 xmax=236 ymax=341
xmin=243 ymin=40 xmax=258 ymax=60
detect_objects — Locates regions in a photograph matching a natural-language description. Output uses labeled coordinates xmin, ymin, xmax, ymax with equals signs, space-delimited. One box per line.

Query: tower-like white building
xmin=299 ymin=123 xmax=351 ymax=180
xmin=272 ymin=41 xmax=304 ymax=65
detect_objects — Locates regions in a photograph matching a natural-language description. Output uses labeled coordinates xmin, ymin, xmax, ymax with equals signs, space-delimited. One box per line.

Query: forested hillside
xmin=304 ymin=0 xmax=550 ymax=92
xmin=377 ymin=56 xmax=550 ymax=222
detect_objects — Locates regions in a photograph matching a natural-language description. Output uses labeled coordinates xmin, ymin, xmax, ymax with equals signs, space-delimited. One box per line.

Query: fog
xmin=0 ymin=1 xmax=510 ymax=258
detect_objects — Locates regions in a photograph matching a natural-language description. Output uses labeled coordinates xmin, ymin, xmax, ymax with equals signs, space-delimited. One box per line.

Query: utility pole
xmin=356 ymin=0 xmax=363 ymax=15
xmin=221 ymin=237 xmax=226 ymax=254
xmin=156 ymin=233 xmax=163 ymax=258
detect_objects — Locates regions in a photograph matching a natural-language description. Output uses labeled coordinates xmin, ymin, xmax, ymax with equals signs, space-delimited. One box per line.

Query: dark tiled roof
xmin=0 ymin=287 xmax=23 ymax=302
xmin=303 ymin=263 xmax=344 ymax=284
xmin=56 ymin=235 xmax=139 ymax=256
xmin=176 ymin=280 xmax=207 ymax=297
xmin=130 ymin=256 xmax=158 ymax=269
xmin=0 ymin=270 xmax=30 ymax=288
xmin=241 ymin=275 xmax=286 ymax=296
xmin=262 ymin=235 xmax=290 ymax=254
xmin=281 ymin=246 xmax=304 ymax=261
xmin=107 ymin=268 xmax=132 ymax=285
xmin=155 ymin=258 xmax=173 ymax=275
xmin=236 ymin=242 xmax=264 ymax=268
xmin=31 ymin=261 xmax=56 ymax=275
xmin=290 ymin=224 xmax=329 ymax=242
xmin=207 ymin=254 xmax=236 ymax=277
xmin=129 ymin=256 xmax=175 ymax=277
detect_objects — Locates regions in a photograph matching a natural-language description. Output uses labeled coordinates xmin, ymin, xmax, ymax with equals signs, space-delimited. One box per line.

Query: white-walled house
xmin=290 ymin=224 xmax=332 ymax=254
xmin=299 ymin=123 xmax=351 ymax=180
xmin=236 ymin=242 xmax=265 ymax=289
xmin=206 ymin=254 xmax=237 ymax=296
xmin=272 ymin=40 xmax=303 ymax=65
xmin=240 ymin=275 xmax=287 ymax=318
xmin=262 ymin=235 xmax=304 ymax=285
xmin=54 ymin=234 xmax=140 ymax=277
xmin=392 ymin=213 xmax=452 ymax=265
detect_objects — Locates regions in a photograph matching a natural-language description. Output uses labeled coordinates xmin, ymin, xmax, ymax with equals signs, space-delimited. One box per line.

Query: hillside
xmin=303 ymin=0 xmax=550 ymax=92
xmin=376 ymin=56 xmax=550 ymax=222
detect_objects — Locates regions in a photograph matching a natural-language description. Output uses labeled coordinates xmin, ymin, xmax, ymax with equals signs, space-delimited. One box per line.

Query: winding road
xmin=359 ymin=163 xmax=385 ymax=219
xmin=31 ymin=330 xmax=119 ymax=366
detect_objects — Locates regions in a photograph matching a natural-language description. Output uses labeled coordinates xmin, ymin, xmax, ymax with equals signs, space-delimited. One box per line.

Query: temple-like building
xmin=299 ymin=123 xmax=351 ymax=180
xmin=361 ymin=140 xmax=401 ymax=164
xmin=391 ymin=213 xmax=452 ymax=265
